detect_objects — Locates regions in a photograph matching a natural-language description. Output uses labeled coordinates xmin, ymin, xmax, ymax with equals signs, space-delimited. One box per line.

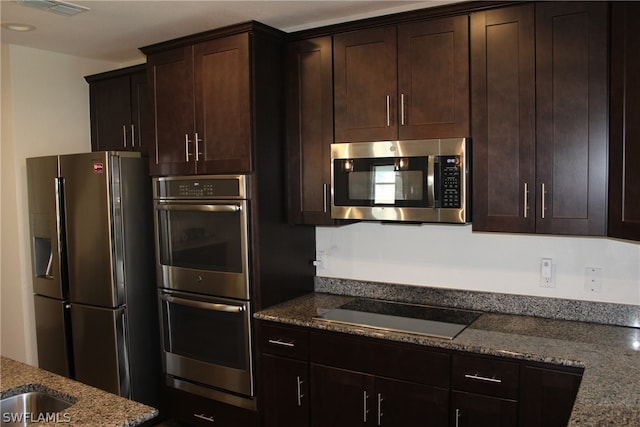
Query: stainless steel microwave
xmin=330 ymin=138 xmax=470 ymax=223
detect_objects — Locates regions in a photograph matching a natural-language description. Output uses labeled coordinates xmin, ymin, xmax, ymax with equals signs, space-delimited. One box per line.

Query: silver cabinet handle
xmin=524 ymin=182 xmax=529 ymax=218
xmin=455 ymin=408 xmax=461 ymax=427
xmin=195 ymin=132 xmax=202 ymax=161
xmin=377 ymin=393 xmax=384 ymax=425
xmin=386 ymin=95 xmax=391 ymax=127
xmin=193 ymin=413 xmax=215 ymax=423
xmin=122 ymin=125 xmax=128 ymax=148
xmin=363 ymin=391 xmax=370 ymax=423
xmin=184 ymin=134 xmax=191 ymax=161
xmin=131 ymin=124 xmax=136 ymax=148
xmin=267 ymin=339 xmax=295 ymax=348
xmin=160 ymin=294 xmax=245 ymax=313
xmin=541 ymin=182 xmax=547 ymax=219
xmin=323 ymin=183 xmax=328 ymax=213
xmin=464 ymin=373 xmax=502 ymax=383
xmin=400 ymin=93 xmax=406 ymax=126
xmin=296 ymin=376 xmax=304 ymax=407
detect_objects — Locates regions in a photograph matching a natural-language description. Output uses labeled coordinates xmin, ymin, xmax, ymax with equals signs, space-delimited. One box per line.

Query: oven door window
xmin=161 ymin=293 xmax=249 ymax=370
xmin=333 ymin=157 xmax=430 ymax=207
xmin=156 ymin=202 xmax=247 ymax=273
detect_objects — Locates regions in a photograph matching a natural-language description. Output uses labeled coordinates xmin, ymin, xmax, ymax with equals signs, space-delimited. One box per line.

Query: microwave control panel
xmin=437 ymin=155 xmax=462 ymax=209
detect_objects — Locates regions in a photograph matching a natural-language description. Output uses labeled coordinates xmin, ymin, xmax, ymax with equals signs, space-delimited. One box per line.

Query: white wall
xmin=316 ymin=223 xmax=640 ymax=305
xmin=1 ymin=44 xmax=118 ymax=364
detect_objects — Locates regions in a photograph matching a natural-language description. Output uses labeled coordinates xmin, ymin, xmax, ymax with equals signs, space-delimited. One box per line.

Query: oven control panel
xmin=154 ymin=175 xmax=248 ymax=199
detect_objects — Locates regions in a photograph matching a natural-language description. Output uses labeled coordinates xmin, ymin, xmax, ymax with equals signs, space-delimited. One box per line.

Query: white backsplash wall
xmin=316 ymin=222 xmax=640 ymax=306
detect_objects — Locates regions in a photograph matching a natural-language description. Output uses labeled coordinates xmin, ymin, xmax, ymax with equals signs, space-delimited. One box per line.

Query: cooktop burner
xmin=315 ymin=299 xmax=481 ymax=340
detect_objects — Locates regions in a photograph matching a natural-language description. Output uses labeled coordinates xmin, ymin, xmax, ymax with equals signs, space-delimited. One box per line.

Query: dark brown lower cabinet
xmin=451 ymin=391 xmax=518 ymax=427
xmin=310 ymin=364 xmax=448 ymax=427
xmin=375 ymin=376 xmax=449 ymax=426
xmin=260 ymin=354 xmax=309 ymax=427
xmin=257 ymin=321 xmax=582 ymax=427
xmin=451 ymin=354 xmax=519 ymax=426
xmin=311 ymin=365 xmax=374 ymax=426
xmin=519 ymin=365 xmax=583 ymax=427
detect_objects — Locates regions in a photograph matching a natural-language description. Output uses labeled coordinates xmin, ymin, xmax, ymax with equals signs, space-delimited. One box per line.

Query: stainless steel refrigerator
xmin=26 ymin=151 xmax=160 ymax=407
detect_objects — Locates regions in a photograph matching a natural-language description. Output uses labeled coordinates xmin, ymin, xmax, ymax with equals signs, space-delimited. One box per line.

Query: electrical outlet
xmin=540 ymin=258 xmax=555 ymax=288
xmin=312 ymin=251 xmax=327 ymax=270
xmin=585 ymin=267 xmax=603 ymax=293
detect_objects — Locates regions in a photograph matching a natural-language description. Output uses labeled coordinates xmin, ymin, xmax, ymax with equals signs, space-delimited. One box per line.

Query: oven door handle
xmin=160 ymin=294 xmax=246 ymax=313
xmin=155 ymin=203 xmax=242 ymax=213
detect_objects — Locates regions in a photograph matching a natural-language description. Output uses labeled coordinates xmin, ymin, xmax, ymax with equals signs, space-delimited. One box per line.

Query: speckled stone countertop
xmin=1 ymin=357 xmax=157 ymax=426
xmin=254 ymin=292 xmax=640 ymax=427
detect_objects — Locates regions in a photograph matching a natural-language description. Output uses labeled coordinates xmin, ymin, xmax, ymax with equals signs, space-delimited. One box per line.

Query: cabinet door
xmin=147 ymin=46 xmax=195 ymax=176
xmin=286 ymin=37 xmax=334 ymax=225
xmin=535 ymin=2 xmax=608 ymax=235
xmin=261 ymin=354 xmax=309 ymax=427
xmin=451 ymin=391 xmax=517 ymax=427
xmin=130 ymin=70 xmax=150 ymax=156
xmin=519 ymin=365 xmax=582 ymax=427
xmin=194 ymin=33 xmax=252 ymax=174
xmin=471 ymin=4 xmax=536 ymax=233
xmin=311 ymin=364 xmax=375 ymax=426
xmin=334 ymin=26 xmax=397 ymax=142
xmin=397 ymin=15 xmax=469 ymax=139
xmin=89 ymin=74 xmax=133 ymax=152
xmin=375 ymin=377 xmax=448 ymax=427
xmin=609 ymin=2 xmax=640 ymax=241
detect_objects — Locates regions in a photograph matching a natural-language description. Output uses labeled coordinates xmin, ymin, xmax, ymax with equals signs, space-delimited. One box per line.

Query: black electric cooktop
xmin=315 ymin=299 xmax=481 ymax=340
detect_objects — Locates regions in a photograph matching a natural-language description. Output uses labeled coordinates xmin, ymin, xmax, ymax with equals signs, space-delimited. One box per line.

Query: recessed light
xmin=1 ymin=23 xmax=36 ymax=32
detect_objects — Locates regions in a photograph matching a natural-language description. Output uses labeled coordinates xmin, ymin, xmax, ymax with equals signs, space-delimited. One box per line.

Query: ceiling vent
xmin=17 ymin=0 xmax=90 ymax=17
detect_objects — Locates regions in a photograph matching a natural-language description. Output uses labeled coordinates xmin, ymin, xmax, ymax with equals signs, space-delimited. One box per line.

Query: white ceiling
xmin=1 ymin=0 xmax=464 ymax=64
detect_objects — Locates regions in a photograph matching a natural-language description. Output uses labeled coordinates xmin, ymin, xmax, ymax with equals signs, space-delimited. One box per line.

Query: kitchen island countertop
xmin=254 ymin=292 xmax=640 ymax=427
xmin=0 ymin=357 xmax=157 ymax=426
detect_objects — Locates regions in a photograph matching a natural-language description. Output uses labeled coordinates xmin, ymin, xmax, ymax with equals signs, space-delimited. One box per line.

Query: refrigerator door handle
xmin=54 ymin=177 xmax=66 ymax=286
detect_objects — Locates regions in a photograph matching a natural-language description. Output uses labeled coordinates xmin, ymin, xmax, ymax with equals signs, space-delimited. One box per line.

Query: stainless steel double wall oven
xmin=153 ymin=175 xmax=255 ymax=410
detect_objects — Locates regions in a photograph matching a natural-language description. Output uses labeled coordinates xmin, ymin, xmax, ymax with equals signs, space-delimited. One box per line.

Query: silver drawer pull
xmin=194 ymin=413 xmax=215 ymax=423
xmin=464 ymin=373 xmax=502 ymax=383
xmin=268 ymin=339 xmax=295 ymax=348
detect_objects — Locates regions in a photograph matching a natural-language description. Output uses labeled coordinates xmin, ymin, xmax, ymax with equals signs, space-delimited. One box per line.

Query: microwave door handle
xmin=427 ymin=156 xmax=435 ymax=207
xmin=160 ymin=294 xmax=245 ymax=313
xmin=155 ymin=203 xmax=242 ymax=213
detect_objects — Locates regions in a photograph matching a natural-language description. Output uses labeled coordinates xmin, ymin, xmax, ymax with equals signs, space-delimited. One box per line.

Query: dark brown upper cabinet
xmin=144 ymin=33 xmax=250 ymax=176
xmin=286 ymin=37 xmax=335 ymax=225
xmin=142 ymin=23 xmax=284 ymax=176
xmin=333 ymin=15 xmax=470 ymax=143
xmin=609 ymin=2 xmax=640 ymax=242
xmin=472 ymin=2 xmax=608 ymax=236
xmin=85 ymin=64 xmax=149 ymax=155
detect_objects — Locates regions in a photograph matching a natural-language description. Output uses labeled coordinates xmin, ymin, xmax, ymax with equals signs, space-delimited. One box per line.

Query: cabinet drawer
xmin=259 ymin=322 xmax=309 ymax=360
xmin=310 ymin=330 xmax=450 ymax=388
xmin=164 ymin=386 xmax=257 ymax=426
xmin=452 ymin=354 xmax=519 ymax=399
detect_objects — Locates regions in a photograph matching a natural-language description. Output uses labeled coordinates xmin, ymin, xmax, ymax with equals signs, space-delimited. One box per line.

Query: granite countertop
xmin=254 ymin=292 xmax=640 ymax=427
xmin=0 ymin=357 xmax=157 ymax=426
